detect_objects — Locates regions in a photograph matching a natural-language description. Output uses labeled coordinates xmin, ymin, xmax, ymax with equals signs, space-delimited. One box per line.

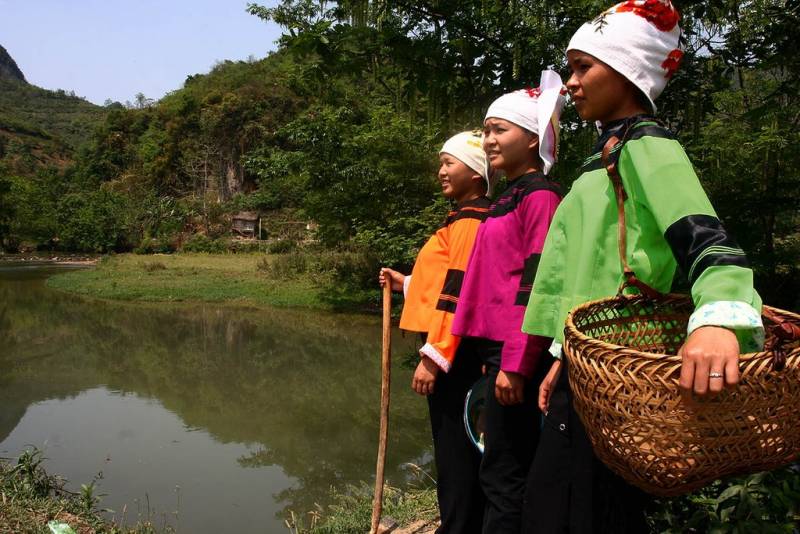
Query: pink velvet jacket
xmin=452 ymin=172 xmax=561 ymax=378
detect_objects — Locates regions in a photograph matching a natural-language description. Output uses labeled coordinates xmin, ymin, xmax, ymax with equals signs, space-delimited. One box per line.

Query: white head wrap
xmin=567 ymin=0 xmax=683 ymax=113
xmin=439 ymin=130 xmax=493 ymax=195
xmin=484 ymin=70 xmax=566 ymax=175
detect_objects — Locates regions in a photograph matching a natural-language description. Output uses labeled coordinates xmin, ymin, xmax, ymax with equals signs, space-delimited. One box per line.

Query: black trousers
xmin=523 ymin=356 xmax=651 ymax=533
xmin=470 ymin=339 xmax=548 ymax=534
xmin=427 ymin=338 xmax=486 ymax=534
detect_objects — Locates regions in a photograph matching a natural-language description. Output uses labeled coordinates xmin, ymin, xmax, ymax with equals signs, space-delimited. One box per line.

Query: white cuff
xmin=688 ymin=301 xmax=765 ymax=353
xmin=420 ymin=343 xmax=451 ymax=373
xmin=549 ymin=341 xmax=563 ymax=359
xmin=403 ymin=275 xmax=411 ymax=298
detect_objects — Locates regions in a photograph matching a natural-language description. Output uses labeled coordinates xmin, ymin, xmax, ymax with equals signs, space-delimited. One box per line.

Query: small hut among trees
xmin=231 ymin=212 xmax=260 ymax=239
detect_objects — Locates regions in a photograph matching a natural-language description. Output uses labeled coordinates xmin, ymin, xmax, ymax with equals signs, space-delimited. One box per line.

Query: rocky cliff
xmin=0 ymin=45 xmax=26 ymax=83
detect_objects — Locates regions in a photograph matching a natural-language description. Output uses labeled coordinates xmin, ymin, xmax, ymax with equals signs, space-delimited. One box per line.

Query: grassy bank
xmin=285 ymin=484 xmax=439 ymax=534
xmin=4 ymin=449 xmax=797 ymax=534
xmin=295 ymin=469 xmax=800 ymax=534
xmin=0 ymin=448 xmax=435 ymax=534
xmin=296 ymin=472 xmax=800 ymax=534
xmin=0 ymin=449 xmax=170 ymax=534
xmin=45 ymin=252 xmax=362 ymax=311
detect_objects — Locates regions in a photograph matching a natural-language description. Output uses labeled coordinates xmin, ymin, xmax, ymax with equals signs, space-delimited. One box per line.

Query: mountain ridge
xmin=0 ymin=44 xmax=26 ymax=83
xmin=0 ymin=44 xmax=105 ymax=173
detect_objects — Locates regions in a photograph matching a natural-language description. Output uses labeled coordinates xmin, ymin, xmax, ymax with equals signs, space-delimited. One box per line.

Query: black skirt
xmin=522 ymin=355 xmax=653 ymax=534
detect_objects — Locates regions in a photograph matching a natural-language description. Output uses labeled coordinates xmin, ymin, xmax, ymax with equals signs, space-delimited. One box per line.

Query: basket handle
xmin=601 ymin=135 xmax=663 ymax=301
xmin=603 ymin=136 xmax=799 ymax=369
xmin=762 ymin=308 xmax=800 ymax=371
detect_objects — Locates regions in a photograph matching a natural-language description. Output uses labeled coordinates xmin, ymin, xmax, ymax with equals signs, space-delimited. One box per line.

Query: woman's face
xmin=566 ymin=50 xmax=638 ymax=123
xmin=482 ymin=118 xmax=537 ymax=174
xmin=438 ymin=154 xmax=482 ymax=200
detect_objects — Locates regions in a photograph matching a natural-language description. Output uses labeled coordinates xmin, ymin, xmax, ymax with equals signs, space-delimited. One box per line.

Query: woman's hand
xmin=495 ymin=370 xmax=525 ymax=406
xmin=412 ymin=356 xmax=440 ymax=395
xmin=538 ymin=358 xmax=562 ymax=413
xmin=379 ymin=267 xmax=405 ymax=292
xmin=678 ymin=326 xmax=740 ymax=400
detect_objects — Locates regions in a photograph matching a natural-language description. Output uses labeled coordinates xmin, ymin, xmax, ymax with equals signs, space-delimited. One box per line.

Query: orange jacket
xmin=399 ymin=198 xmax=490 ymax=372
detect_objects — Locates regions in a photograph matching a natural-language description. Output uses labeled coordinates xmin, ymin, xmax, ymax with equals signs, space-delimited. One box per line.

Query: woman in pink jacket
xmin=451 ymin=70 xmax=565 ymax=533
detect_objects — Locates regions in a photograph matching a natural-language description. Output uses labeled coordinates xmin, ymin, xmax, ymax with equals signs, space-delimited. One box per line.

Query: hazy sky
xmin=0 ymin=0 xmax=282 ymax=105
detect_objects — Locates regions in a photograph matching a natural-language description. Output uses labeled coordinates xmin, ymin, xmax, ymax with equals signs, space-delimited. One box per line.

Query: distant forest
xmin=0 ymin=0 xmax=797 ymax=309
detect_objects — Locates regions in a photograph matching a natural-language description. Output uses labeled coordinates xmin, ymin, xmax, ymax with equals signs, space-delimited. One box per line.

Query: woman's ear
xmin=528 ymin=134 xmax=540 ymax=152
xmin=471 ymin=173 xmax=487 ymax=193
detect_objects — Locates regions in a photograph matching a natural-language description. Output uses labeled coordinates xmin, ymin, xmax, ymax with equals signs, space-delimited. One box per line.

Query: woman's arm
xmin=621 ymin=132 xmax=763 ymax=397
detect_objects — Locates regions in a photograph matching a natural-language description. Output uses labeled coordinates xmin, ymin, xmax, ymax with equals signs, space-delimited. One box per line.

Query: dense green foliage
xmin=0 ymin=174 xmax=13 ymax=244
xmin=0 ymin=76 xmax=106 ymax=173
xmin=3 ymin=0 xmax=797 ymax=309
xmin=651 ymin=467 xmax=800 ymax=532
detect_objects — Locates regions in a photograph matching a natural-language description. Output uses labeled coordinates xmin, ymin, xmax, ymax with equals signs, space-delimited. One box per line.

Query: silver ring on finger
xmin=709 ymin=371 xmax=724 ymax=379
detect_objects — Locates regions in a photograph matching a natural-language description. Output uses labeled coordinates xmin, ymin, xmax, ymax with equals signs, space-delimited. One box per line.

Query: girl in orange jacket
xmin=379 ymin=130 xmax=491 ymax=534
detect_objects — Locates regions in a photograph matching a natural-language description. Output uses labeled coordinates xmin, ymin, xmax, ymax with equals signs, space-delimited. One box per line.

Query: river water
xmin=0 ymin=263 xmax=431 ymax=533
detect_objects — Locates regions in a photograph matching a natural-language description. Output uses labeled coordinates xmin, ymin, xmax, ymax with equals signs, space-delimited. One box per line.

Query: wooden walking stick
xmin=370 ymin=282 xmax=392 ymax=534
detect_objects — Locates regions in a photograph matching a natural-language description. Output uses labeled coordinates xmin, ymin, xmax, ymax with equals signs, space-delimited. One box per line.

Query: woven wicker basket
xmin=564 ymin=294 xmax=800 ymax=497
xmin=561 ymin=132 xmax=800 ymax=497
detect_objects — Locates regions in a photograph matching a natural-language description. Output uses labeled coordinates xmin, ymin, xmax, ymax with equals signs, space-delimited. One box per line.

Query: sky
xmin=0 ymin=0 xmax=282 ymax=105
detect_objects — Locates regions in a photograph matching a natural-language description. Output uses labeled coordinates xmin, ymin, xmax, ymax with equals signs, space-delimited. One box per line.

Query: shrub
xmin=267 ymin=239 xmax=298 ymax=254
xmin=181 ymin=234 xmax=227 ymax=253
xmin=134 ymin=236 xmax=176 ymax=254
xmin=648 ymin=466 xmax=800 ymax=533
xmin=143 ymin=261 xmax=167 ymax=272
xmin=311 ymin=248 xmax=382 ymax=311
xmin=315 ymin=249 xmax=380 ymax=290
xmin=256 ymin=256 xmax=270 ymax=273
xmin=226 ymin=239 xmax=269 ymax=254
xmin=256 ymin=252 xmax=309 ymax=278
xmin=56 ymin=189 xmax=130 ymax=252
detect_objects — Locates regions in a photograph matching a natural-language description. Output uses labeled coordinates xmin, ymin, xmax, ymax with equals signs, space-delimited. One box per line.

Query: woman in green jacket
xmin=521 ymin=1 xmax=763 ymax=532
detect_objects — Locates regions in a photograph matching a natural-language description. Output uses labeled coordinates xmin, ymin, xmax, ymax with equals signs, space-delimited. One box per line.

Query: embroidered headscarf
xmin=568 ymin=0 xmax=683 ymax=112
xmin=484 ymin=70 xmax=566 ymax=175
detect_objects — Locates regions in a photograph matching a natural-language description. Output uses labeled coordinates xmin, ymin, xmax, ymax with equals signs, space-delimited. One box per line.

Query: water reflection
xmin=0 ymin=264 xmax=431 ymax=533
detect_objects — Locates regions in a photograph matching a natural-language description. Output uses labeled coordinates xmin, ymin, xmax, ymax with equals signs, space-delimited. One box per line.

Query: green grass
xmin=46 ymin=253 xmax=327 ymax=310
xmin=285 ymin=484 xmax=439 ymax=534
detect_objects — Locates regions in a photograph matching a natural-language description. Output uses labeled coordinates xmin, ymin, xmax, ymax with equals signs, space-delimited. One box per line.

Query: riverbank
xmin=0 ymin=450 xmax=171 ymax=534
xmin=4 ymin=451 xmax=798 ymax=533
xmin=0 ymin=254 xmax=100 ymax=266
xmin=44 ymin=252 xmax=368 ymax=311
xmin=0 ymin=447 xmax=436 ymax=534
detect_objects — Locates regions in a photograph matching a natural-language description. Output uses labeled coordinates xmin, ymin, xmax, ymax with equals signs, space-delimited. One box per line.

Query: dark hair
xmin=632 ymin=85 xmax=654 ymax=113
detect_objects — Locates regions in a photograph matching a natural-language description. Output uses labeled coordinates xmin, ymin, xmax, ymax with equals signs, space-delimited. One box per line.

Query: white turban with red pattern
xmin=568 ymin=0 xmax=683 ymax=112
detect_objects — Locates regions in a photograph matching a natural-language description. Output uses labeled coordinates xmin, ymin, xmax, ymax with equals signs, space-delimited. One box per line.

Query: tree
xmin=246 ymin=0 xmax=800 ymax=308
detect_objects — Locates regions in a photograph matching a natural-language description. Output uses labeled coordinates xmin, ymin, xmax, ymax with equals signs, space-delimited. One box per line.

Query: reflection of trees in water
xmin=0 ymin=281 xmax=105 ymax=442
xmin=1 ymin=277 xmax=431 ymax=516
xmin=0 ymin=287 xmax=9 ymax=345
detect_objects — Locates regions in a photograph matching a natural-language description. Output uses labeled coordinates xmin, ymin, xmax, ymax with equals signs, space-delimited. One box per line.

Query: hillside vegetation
xmin=0 ymin=1 xmax=797 ymax=312
xmin=0 ymin=45 xmax=106 ymax=174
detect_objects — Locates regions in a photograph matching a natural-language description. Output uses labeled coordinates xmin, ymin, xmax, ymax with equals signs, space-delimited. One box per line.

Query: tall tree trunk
xmin=225 ymin=158 xmax=241 ymax=200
